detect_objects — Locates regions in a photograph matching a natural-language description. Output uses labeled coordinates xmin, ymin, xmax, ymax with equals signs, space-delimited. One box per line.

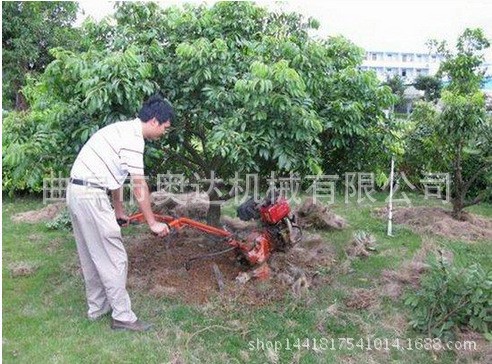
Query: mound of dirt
xmin=151 ymin=191 xmax=209 ymax=220
xmin=11 ymin=203 xmax=65 ymax=223
xmin=344 ymin=288 xmax=379 ymax=309
xmin=375 ymin=206 xmax=492 ymax=242
xmin=295 ymin=198 xmax=347 ymax=230
xmin=346 ymin=231 xmax=377 ymax=258
xmin=126 ymin=229 xmax=336 ymax=306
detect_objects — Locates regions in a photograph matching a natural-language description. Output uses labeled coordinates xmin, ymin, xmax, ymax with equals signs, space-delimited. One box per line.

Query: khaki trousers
xmin=66 ymin=183 xmax=137 ymax=322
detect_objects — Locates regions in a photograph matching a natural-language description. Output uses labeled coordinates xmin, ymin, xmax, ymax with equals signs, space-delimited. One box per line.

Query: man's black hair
xmin=138 ymin=94 xmax=174 ymax=124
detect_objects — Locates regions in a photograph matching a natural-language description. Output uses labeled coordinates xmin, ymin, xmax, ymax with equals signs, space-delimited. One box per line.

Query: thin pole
xmin=387 ymin=156 xmax=394 ymax=236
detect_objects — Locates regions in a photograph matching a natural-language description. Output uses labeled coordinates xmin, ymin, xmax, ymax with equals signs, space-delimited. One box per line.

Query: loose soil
xmin=345 ymin=231 xmax=377 ymax=258
xmin=344 ymin=288 xmax=379 ymax=309
xmin=11 ymin=203 xmax=65 ymax=223
xmin=126 ymin=198 xmax=346 ymax=306
xmin=295 ymin=197 xmax=348 ymax=230
xmin=374 ymin=206 xmax=492 ymax=242
xmin=126 ymin=226 xmax=337 ymax=306
xmin=455 ymin=329 xmax=492 ymax=362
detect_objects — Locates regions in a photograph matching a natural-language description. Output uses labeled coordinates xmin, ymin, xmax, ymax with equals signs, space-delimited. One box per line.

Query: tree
xmin=413 ymin=74 xmax=442 ymax=102
xmin=319 ymin=50 xmax=397 ymax=175
xmin=7 ymin=2 xmax=396 ymax=225
xmin=408 ymin=29 xmax=491 ymax=220
xmin=382 ymin=74 xmax=408 ymax=114
xmin=384 ymin=74 xmax=406 ymax=98
xmin=2 ymin=1 xmax=80 ymax=110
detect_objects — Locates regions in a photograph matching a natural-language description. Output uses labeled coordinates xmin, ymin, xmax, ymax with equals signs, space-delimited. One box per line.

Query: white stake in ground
xmin=387 ymin=156 xmax=395 ymax=236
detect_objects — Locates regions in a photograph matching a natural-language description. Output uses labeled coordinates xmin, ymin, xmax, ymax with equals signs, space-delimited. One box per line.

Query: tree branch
xmin=169 ymin=151 xmax=201 ymax=171
xmin=463 ymin=162 xmax=491 ymax=196
xmin=182 ymin=136 xmax=208 ymax=171
xmin=430 ymin=297 xmax=470 ymax=334
xmin=463 ymin=192 xmax=486 ymax=209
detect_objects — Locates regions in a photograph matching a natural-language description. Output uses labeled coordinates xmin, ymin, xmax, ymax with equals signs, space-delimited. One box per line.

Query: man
xmin=67 ymin=94 xmax=173 ymax=332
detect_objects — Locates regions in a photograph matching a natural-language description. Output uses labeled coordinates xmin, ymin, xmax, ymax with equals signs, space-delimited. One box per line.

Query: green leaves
xmin=2 ymin=2 xmax=80 ymax=110
xmin=405 ymin=29 xmax=491 ymax=215
xmin=434 ymin=28 xmax=489 ymax=95
xmin=2 ymin=110 xmax=71 ymax=194
xmin=414 ymin=75 xmax=442 ymax=101
xmin=250 ymin=61 xmax=269 ymax=79
xmin=3 ymin=1 xmax=406 ymax=196
xmin=176 ymin=43 xmax=195 ymax=58
xmin=405 ymin=260 xmax=492 ymax=339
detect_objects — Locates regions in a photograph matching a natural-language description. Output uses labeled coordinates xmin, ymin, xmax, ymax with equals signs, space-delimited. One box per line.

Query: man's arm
xmin=131 ymin=174 xmax=169 ymax=237
xmin=111 ymin=186 xmax=127 ymax=220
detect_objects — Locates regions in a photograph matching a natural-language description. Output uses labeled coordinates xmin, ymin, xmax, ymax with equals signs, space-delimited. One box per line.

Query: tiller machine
xmin=121 ymin=195 xmax=301 ymax=282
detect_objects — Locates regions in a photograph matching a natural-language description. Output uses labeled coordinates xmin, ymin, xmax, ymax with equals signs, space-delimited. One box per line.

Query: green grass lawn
xmin=3 ymin=193 xmax=491 ymax=363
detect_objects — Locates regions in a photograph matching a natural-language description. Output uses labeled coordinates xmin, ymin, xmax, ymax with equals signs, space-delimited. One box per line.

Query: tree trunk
xmin=15 ymin=90 xmax=28 ymax=111
xmin=452 ymin=197 xmax=464 ymax=220
xmin=452 ymin=144 xmax=465 ymax=220
xmin=206 ymin=189 xmax=222 ymax=227
xmin=13 ymin=78 xmax=28 ymax=111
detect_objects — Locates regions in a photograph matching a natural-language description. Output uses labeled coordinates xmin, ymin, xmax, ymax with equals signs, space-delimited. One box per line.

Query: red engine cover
xmin=260 ymin=198 xmax=290 ymax=224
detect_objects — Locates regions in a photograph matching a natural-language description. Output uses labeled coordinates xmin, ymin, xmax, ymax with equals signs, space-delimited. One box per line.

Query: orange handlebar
xmin=168 ymin=217 xmax=232 ymax=237
xmin=127 ymin=212 xmax=174 ymax=224
xmin=126 ymin=213 xmax=232 ymax=238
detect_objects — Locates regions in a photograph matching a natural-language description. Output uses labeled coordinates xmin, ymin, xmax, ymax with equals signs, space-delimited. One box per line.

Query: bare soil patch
xmin=126 ymin=218 xmax=340 ymax=306
xmin=344 ymin=288 xmax=379 ymax=309
xmin=127 ymin=229 xmax=242 ymax=304
xmin=11 ymin=203 xmax=65 ymax=223
xmin=455 ymin=329 xmax=492 ymax=363
xmin=374 ymin=206 xmax=492 ymax=242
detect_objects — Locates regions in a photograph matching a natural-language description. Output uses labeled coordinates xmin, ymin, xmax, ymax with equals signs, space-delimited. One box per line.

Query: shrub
xmin=405 ymin=258 xmax=492 ymax=339
xmin=46 ymin=208 xmax=72 ymax=231
xmin=2 ymin=108 xmax=74 ymax=195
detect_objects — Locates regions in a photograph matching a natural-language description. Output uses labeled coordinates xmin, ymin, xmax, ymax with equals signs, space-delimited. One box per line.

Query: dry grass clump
xmin=9 ymin=261 xmax=38 ymax=277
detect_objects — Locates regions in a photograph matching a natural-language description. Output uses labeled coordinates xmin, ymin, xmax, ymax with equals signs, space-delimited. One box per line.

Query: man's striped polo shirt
xmin=70 ymin=118 xmax=145 ymax=190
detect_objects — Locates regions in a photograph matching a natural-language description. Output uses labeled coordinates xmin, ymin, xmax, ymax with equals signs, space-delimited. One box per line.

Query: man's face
xmin=150 ymin=119 xmax=171 ymax=140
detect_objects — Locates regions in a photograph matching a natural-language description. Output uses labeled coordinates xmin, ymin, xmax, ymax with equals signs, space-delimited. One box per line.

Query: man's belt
xmin=69 ymin=178 xmax=107 ymax=191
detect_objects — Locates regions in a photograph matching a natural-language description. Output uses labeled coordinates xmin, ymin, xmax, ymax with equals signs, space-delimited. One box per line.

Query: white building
xmin=360 ymin=50 xmax=444 ymax=83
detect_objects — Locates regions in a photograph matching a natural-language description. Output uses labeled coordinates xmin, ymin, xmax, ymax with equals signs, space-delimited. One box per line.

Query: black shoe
xmin=111 ymin=319 xmax=153 ymax=332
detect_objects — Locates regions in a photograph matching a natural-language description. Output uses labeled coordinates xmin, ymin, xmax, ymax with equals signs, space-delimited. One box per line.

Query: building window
xmin=403 ymin=54 xmax=413 ymax=62
xmin=387 ymin=68 xmax=397 ymax=77
xmin=372 ymin=53 xmax=377 ymax=61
